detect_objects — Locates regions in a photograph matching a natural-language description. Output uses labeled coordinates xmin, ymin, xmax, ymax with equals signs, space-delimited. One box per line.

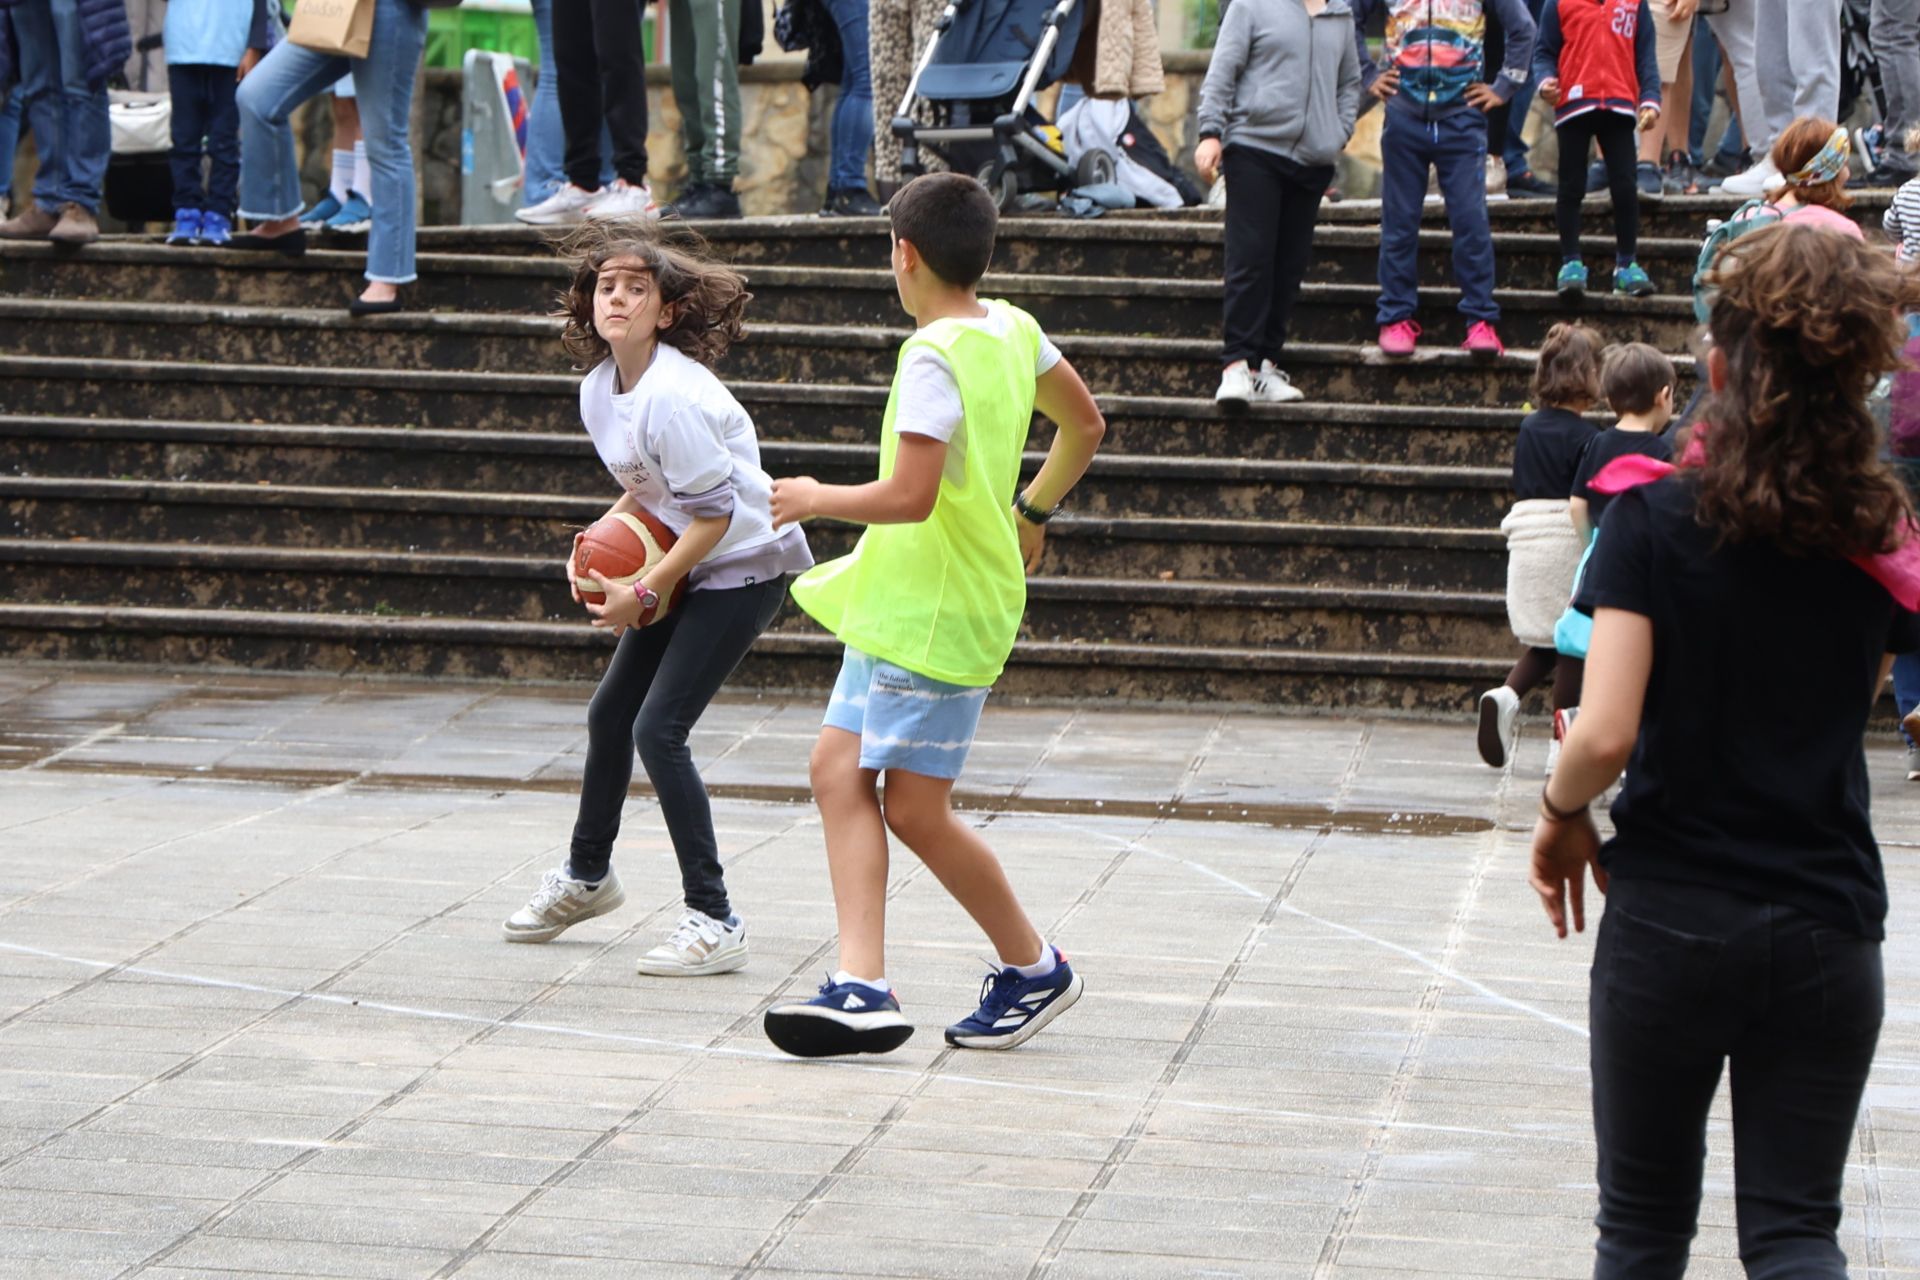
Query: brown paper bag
xmin=288 ymin=0 xmax=376 ymax=60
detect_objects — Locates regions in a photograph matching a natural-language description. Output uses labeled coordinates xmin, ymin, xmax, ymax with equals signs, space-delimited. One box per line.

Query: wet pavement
xmin=4 ymin=663 xmax=1920 ymax=1278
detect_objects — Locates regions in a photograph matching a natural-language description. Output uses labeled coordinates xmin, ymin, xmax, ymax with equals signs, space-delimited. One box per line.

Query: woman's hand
xmin=583 ymin=571 xmax=661 ymax=635
xmin=1195 ymin=138 xmax=1223 ymax=185
xmin=1529 ymin=809 xmax=1608 ymax=938
xmin=565 ymin=531 xmax=586 ymax=604
xmin=770 ymin=476 xmax=821 ymax=528
xmin=1638 ymin=105 xmax=1661 ymax=134
xmin=1537 ymin=77 xmax=1560 ymax=107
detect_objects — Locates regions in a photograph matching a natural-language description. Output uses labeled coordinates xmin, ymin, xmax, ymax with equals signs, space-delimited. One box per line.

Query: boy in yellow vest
xmin=763 ymin=172 xmax=1108 ymax=1057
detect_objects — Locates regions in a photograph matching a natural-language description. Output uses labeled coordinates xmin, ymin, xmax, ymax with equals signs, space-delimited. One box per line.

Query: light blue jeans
xmin=819 ymin=0 xmax=873 ymax=192
xmin=524 ymin=0 xmax=611 ymax=206
xmin=0 ymin=93 xmax=24 ymax=202
xmin=13 ymin=0 xmax=111 ymax=214
xmin=237 ymin=0 xmax=427 ymax=283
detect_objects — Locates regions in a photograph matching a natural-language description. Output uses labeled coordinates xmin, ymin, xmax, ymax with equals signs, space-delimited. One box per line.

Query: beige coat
xmin=1080 ymin=0 xmax=1165 ymax=100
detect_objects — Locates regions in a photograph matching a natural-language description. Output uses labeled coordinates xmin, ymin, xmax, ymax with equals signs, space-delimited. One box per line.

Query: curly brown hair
xmin=1692 ymin=222 xmax=1920 ymax=557
xmin=553 ymin=220 xmax=751 ymax=369
xmin=1530 ymin=322 xmax=1602 ymax=409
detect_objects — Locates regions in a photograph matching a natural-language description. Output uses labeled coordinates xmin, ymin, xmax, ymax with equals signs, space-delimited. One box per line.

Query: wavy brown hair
xmin=1692 ymin=222 xmax=1920 ymax=557
xmin=553 ymin=220 xmax=751 ymax=369
xmin=1530 ymin=322 xmax=1602 ymax=409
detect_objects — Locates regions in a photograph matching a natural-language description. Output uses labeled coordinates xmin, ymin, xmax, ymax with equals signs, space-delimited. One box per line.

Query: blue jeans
xmin=1501 ymin=0 xmax=1548 ymax=175
xmin=168 ymin=64 xmax=241 ymax=218
xmin=1896 ymin=656 xmax=1920 ymax=747
xmin=1689 ymin=15 xmax=1744 ymax=166
xmin=1377 ymin=109 xmax=1498 ymax=326
xmin=0 ymin=93 xmax=23 ymax=202
xmin=820 ymin=0 xmax=873 ymax=192
xmin=13 ymin=0 xmax=111 ymax=214
xmin=237 ymin=0 xmax=426 ymax=283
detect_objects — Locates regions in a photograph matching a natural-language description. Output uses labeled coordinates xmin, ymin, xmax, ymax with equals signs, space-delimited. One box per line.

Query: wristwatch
xmin=633 ymin=582 xmax=660 ymax=616
xmin=1013 ymin=492 xmax=1062 ymax=524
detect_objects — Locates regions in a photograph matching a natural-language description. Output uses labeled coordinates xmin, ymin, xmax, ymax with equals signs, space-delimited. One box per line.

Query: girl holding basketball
xmin=503 ymin=222 xmax=813 ymax=977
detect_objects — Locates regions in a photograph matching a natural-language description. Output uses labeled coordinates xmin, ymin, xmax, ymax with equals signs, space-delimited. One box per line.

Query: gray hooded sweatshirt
xmin=1196 ymin=0 xmax=1363 ymax=169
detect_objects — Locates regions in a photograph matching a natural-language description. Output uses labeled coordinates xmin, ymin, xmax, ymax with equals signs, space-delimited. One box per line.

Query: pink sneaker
xmin=1378 ymin=320 xmax=1421 ymax=358
xmin=1463 ymin=321 xmax=1505 ymax=359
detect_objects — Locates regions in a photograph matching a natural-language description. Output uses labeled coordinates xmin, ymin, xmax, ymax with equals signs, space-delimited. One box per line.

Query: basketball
xmin=574 ymin=511 xmax=684 ymax=614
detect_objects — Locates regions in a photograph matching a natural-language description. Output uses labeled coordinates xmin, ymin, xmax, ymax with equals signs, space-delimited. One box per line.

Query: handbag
xmin=288 ymin=0 xmax=376 ymax=58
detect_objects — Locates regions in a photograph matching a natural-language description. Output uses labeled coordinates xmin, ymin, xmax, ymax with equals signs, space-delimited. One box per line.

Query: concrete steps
xmin=4 ymin=195 xmax=1862 ymax=708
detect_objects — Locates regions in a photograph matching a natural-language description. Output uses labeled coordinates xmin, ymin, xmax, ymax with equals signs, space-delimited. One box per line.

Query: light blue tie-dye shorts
xmin=822 ymin=646 xmax=991 ymax=780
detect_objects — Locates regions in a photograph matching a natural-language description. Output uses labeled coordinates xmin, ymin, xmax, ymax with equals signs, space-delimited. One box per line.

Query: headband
xmin=1785 ymin=127 xmax=1851 ymax=186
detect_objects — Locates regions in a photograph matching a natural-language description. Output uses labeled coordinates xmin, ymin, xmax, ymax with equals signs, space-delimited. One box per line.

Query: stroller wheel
xmin=1074 ymin=148 xmax=1116 ymax=190
xmin=975 ymin=160 xmax=1021 ymax=213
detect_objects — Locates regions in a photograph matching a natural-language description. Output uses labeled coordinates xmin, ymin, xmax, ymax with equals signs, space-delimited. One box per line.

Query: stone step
xmin=2 ymin=418 xmax=1511 ymax=526
xmin=0 ymin=368 xmax=1556 ymax=468
xmin=0 ymin=300 xmax=1691 ymax=404
xmin=0 ymin=540 xmax=1512 ymax=654
xmin=0 ymin=243 xmax=1698 ymax=347
xmin=0 ymin=477 xmax=1507 ymax=590
xmin=0 ymin=602 xmax=1506 ymax=709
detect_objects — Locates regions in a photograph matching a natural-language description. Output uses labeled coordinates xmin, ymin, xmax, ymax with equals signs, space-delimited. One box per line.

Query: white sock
xmin=329 ymin=149 xmax=353 ymax=202
xmin=352 ymin=141 xmax=370 ymax=202
xmin=1012 ymin=942 xmax=1057 ymax=979
xmin=832 ymin=969 xmax=890 ymax=993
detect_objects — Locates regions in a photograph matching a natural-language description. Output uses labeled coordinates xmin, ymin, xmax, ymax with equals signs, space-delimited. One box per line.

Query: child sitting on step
xmin=1532 ymin=0 xmax=1662 ymax=300
xmin=761 ymin=173 xmax=1108 ymax=1058
xmin=500 ymin=221 xmax=814 ymax=975
xmin=1478 ymin=322 xmax=1601 ymax=770
xmin=163 ymin=0 xmax=276 ymax=247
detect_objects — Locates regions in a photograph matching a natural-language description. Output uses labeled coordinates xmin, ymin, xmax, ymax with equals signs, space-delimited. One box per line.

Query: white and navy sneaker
xmin=944 ymin=947 xmax=1083 ymax=1050
xmin=764 ymin=977 xmax=913 ymax=1057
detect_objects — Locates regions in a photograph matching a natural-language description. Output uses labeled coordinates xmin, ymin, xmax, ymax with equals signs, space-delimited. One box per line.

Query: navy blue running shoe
xmin=764 ymin=977 xmax=913 ymax=1058
xmin=944 ymin=948 xmax=1083 ymax=1050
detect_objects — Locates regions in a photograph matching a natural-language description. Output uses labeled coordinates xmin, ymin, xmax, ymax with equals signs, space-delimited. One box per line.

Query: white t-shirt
xmin=579 ymin=344 xmax=790 ymax=567
xmin=893 ymin=308 xmax=1063 ymax=482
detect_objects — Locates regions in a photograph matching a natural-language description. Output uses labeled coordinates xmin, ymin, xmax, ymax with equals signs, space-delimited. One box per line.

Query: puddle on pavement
xmin=8 ymin=752 xmax=1491 ymax=836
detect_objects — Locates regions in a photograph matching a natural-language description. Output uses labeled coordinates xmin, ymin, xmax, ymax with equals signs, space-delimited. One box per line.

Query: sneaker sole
xmin=501 ymin=883 xmax=628 ymax=944
xmin=945 ymin=972 xmax=1084 ymax=1050
xmin=1214 ymin=390 xmax=1250 ymax=410
xmin=1477 ymin=692 xmax=1510 ymax=768
xmin=635 ymin=945 xmax=748 ymax=977
xmin=1558 ymin=282 xmax=1586 ymax=301
xmin=514 ymin=211 xmax=588 ymax=226
xmin=763 ymin=1006 xmax=914 ymax=1057
xmin=325 ymin=220 xmax=372 ymax=235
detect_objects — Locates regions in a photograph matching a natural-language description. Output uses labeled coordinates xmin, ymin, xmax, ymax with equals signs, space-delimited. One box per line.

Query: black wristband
xmin=1540 ymin=785 xmax=1587 ymax=823
xmin=1013 ymin=492 xmax=1060 ymax=524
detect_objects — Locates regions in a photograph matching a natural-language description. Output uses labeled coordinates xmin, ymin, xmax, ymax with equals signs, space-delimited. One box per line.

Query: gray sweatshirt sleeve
xmin=1337 ymin=8 xmax=1362 ymax=136
xmin=1195 ymin=0 xmax=1252 ymax=141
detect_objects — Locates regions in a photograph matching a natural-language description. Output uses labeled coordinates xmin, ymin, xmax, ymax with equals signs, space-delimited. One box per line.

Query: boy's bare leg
xmin=880 ymin=768 xmax=1044 ymax=968
xmin=810 ymin=727 xmax=891 ymax=979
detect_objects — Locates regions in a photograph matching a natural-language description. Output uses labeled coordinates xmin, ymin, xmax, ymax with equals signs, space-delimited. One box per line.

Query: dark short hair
xmin=1601 ymin=342 xmax=1677 ymax=416
xmin=888 ymin=173 xmax=998 ymax=287
xmin=1530 ymin=322 xmax=1602 ymax=409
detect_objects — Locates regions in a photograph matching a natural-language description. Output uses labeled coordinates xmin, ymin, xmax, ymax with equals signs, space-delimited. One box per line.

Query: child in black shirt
xmin=1478 ymin=323 xmax=1601 ymax=769
xmin=1569 ymin=342 xmax=1675 ymax=544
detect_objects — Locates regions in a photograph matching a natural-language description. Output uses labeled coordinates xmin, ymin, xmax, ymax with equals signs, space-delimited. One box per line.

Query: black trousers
xmin=167 ymin=64 xmax=241 ymax=218
xmin=1589 ymin=878 xmax=1883 ymax=1279
xmin=1221 ymin=143 xmax=1334 ymax=366
xmin=568 ymin=576 xmax=788 ymax=918
xmin=1555 ymin=110 xmax=1639 ymax=263
xmin=552 ymin=0 xmax=650 ymax=188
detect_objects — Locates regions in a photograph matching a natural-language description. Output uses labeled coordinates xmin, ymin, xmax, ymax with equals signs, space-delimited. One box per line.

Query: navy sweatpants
xmin=1375 ymin=108 xmax=1499 ymax=327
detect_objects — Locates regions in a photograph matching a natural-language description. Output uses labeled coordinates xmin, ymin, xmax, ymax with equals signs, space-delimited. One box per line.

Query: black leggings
xmin=1555 ymin=110 xmax=1639 ymax=263
xmin=1590 ymin=878 xmax=1882 ymax=1278
xmin=568 ymin=576 xmax=789 ymax=917
xmin=1504 ymin=645 xmax=1583 ymax=712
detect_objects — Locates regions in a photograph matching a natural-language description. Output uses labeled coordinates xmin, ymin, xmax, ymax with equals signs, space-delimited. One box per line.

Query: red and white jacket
xmin=1532 ymin=0 xmax=1662 ymax=124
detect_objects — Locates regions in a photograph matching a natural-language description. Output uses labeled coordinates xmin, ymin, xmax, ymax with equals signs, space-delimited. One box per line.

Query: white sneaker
xmin=1215 ymin=359 xmax=1256 ymax=408
xmin=1252 ymin=360 xmax=1305 ymax=403
xmin=585 ymin=178 xmax=659 ymax=221
xmin=516 ymin=183 xmax=602 ymax=226
xmin=1544 ymin=734 xmax=1562 ymax=776
xmin=502 ymin=867 xmax=627 ymax=942
xmin=1717 ymin=156 xmax=1783 ymax=197
xmin=1476 ymin=686 xmax=1520 ymax=768
xmin=636 ymin=910 xmax=749 ymax=976
xmin=1485 ymin=155 xmax=1508 ymax=200
xmin=1907 ymin=745 xmax=1920 ymax=782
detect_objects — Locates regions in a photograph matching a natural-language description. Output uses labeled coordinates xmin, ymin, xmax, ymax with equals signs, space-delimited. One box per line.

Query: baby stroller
xmin=890 ymin=0 xmax=1116 ymax=210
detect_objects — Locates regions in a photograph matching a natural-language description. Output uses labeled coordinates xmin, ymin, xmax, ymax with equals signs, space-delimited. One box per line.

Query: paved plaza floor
xmin=5 ymin=663 xmax=1920 ymax=1279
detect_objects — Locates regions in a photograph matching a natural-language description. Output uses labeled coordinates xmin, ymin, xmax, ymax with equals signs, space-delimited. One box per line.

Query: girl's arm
xmin=1337 ymin=9 xmax=1364 ymax=134
xmin=1530 ymin=606 xmax=1654 ymax=936
xmin=1569 ymin=495 xmax=1593 ymax=544
xmin=1633 ymin=1 xmax=1662 ymax=118
xmin=584 ymin=513 xmax=730 ymax=631
xmin=1531 ymin=1 xmax=1562 ymax=100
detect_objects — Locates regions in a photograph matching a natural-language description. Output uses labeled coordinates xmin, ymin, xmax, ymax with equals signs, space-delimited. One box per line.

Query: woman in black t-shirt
xmin=1530 ymin=224 xmax=1920 ymax=1279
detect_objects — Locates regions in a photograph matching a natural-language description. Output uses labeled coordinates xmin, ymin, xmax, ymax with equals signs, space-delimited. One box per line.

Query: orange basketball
xmin=574 ymin=511 xmax=685 ymax=615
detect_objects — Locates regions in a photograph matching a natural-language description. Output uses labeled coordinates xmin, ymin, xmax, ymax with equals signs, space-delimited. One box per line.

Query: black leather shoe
xmin=228 ymin=228 xmax=307 ymax=257
xmin=1850 ymin=164 xmax=1916 ymax=189
xmin=821 ymin=187 xmax=885 ymax=217
xmin=347 ymin=295 xmax=404 ymax=317
xmin=664 ymin=183 xmax=742 ymax=220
